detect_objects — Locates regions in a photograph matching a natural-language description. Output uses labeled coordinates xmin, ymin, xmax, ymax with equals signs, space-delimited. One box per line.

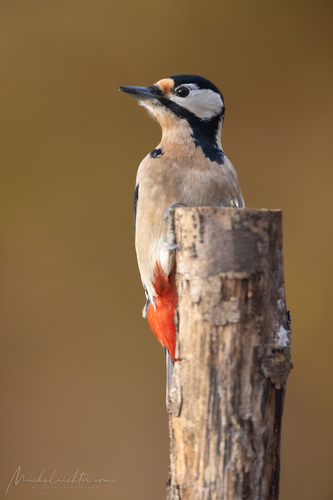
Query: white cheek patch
xmin=169 ymin=88 xmax=223 ymax=120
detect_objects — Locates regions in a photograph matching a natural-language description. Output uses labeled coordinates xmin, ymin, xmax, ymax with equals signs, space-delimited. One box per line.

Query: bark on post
xmin=166 ymin=207 xmax=292 ymax=500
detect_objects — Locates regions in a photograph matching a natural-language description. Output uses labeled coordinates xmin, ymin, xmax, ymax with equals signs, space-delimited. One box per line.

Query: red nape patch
xmin=147 ymin=262 xmax=177 ymax=361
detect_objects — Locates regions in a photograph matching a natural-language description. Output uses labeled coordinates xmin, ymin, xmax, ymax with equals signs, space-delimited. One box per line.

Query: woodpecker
xmin=119 ymin=75 xmax=244 ymax=390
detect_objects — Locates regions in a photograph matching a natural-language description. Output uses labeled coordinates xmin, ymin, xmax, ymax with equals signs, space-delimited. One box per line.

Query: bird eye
xmin=176 ymin=86 xmax=190 ymax=98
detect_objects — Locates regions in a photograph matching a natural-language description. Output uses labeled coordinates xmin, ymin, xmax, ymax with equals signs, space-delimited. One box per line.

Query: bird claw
xmin=221 ymin=198 xmax=239 ymax=208
xmin=164 ymin=202 xmax=187 ymax=249
xmin=167 ymin=243 xmax=180 ymax=251
xmin=164 ymin=202 xmax=187 ymax=222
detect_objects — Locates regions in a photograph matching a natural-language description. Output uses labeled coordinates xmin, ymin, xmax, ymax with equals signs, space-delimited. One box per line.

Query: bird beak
xmin=119 ymin=85 xmax=162 ymax=101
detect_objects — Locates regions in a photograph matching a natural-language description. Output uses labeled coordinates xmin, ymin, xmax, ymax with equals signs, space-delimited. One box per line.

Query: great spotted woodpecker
xmin=120 ymin=75 xmax=244 ymax=391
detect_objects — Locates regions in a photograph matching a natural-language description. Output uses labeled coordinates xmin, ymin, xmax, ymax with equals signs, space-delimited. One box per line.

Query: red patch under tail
xmin=147 ymin=262 xmax=177 ymax=361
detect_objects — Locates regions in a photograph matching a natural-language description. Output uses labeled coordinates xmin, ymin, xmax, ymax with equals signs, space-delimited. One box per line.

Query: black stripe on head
xmin=168 ymin=74 xmax=222 ymax=97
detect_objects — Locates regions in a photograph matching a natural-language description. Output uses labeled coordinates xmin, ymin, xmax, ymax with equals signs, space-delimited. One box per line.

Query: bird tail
xmin=165 ymin=348 xmax=174 ymax=396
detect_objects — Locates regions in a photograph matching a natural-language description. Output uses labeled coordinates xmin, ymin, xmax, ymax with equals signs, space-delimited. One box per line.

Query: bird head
xmin=119 ymin=75 xmax=225 ymax=154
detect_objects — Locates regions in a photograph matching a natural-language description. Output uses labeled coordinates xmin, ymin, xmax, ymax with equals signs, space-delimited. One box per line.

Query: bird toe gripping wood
xmin=164 ymin=202 xmax=187 ymax=250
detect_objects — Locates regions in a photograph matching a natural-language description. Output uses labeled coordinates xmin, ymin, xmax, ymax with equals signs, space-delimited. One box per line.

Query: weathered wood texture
xmin=166 ymin=208 xmax=292 ymax=500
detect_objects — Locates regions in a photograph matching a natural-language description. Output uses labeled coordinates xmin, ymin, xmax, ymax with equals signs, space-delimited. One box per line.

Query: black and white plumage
xmin=120 ymin=75 xmax=244 ymax=391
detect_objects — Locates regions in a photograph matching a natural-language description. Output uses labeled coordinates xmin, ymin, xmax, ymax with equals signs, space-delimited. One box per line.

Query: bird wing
xmin=133 ymin=184 xmax=139 ymax=230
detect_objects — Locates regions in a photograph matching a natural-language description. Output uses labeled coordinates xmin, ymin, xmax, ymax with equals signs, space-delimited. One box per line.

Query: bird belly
xmin=135 ymin=151 xmax=244 ymax=359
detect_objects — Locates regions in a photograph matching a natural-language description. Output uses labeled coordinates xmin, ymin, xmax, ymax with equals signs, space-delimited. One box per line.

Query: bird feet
xmin=164 ymin=202 xmax=187 ymax=250
xmin=221 ymin=197 xmax=239 ymax=208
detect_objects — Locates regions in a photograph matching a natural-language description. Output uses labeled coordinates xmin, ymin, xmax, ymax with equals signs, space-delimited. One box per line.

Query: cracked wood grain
xmin=166 ymin=208 xmax=292 ymax=500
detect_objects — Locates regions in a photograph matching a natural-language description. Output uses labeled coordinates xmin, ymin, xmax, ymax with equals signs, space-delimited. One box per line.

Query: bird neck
xmin=158 ymin=115 xmax=224 ymax=163
xmin=159 ymin=118 xmax=194 ymax=149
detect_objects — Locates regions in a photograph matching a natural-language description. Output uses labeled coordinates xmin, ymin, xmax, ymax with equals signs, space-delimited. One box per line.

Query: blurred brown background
xmin=0 ymin=0 xmax=332 ymax=499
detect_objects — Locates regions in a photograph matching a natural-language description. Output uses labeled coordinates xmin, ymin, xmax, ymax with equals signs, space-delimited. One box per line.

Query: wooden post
xmin=166 ymin=208 xmax=292 ymax=500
